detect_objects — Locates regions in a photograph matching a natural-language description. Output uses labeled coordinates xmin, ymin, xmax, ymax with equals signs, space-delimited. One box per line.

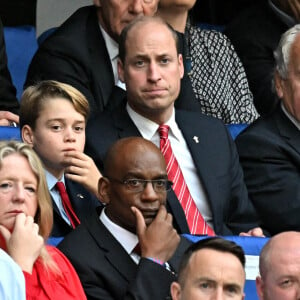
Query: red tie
xmin=158 ymin=125 xmax=214 ymax=236
xmin=55 ymin=181 xmax=80 ymax=229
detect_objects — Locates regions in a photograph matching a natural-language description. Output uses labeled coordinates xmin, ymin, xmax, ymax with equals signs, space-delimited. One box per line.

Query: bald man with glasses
xmin=58 ymin=137 xmax=191 ymax=300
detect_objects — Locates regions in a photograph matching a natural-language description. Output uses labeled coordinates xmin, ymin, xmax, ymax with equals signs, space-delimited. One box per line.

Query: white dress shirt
xmin=126 ymin=104 xmax=213 ymax=228
xmin=46 ymin=171 xmax=71 ymax=225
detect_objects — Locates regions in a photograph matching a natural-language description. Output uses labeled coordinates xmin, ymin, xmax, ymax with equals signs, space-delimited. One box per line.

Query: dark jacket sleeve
xmin=0 ymin=19 xmax=19 ymax=113
xmin=235 ymin=115 xmax=300 ymax=235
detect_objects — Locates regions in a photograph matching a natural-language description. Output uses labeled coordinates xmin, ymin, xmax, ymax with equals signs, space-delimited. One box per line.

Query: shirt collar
xmin=126 ymin=103 xmax=181 ymax=141
xmin=281 ymin=102 xmax=300 ymax=131
xmin=100 ymin=208 xmax=138 ymax=254
xmin=99 ymin=24 xmax=119 ymax=61
xmin=45 ymin=170 xmax=65 ymax=191
xmin=269 ymin=0 xmax=297 ymax=27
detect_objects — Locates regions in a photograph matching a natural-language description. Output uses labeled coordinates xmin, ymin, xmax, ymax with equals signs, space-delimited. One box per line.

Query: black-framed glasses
xmin=107 ymin=177 xmax=173 ymax=193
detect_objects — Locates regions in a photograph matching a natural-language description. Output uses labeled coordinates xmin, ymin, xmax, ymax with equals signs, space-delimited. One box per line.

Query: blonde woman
xmin=0 ymin=141 xmax=86 ymax=299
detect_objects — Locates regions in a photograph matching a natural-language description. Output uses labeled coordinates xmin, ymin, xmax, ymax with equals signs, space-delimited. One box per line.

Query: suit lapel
xmin=175 ymin=111 xmax=220 ymax=222
xmin=275 ymin=106 xmax=300 ymax=156
xmin=86 ymin=211 xmax=138 ymax=282
xmin=113 ymin=103 xmax=142 ymax=138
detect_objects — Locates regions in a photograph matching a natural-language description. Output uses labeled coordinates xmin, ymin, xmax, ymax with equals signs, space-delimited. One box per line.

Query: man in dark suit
xmin=25 ymin=1 xmax=199 ymax=118
xmin=235 ymin=25 xmax=300 ymax=236
xmin=225 ymin=0 xmax=299 ymax=116
xmin=85 ymin=16 xmax=264 ymax=236
xmin=20 ymin=80 xmax=101 ymax=237
xmin=58 ymin=137 xmax=191 ymax=299
xmin=0 ymin=18 xmax=20 ymax=125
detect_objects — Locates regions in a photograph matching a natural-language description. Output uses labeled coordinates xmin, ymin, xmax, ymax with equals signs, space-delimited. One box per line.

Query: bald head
xmin=260 ymin=231 xmax=300 ymax=277
xmin=257 ymin=232 xmax=300 ymax=300
xmin=103 ymin=137 xmax=166 ymax=177
xmin=118 ymin=16 xmax=179 ymax=63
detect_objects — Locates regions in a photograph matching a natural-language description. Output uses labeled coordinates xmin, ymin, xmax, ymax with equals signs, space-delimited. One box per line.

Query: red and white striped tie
xmin=158 ymin=125 xmax=214 ymax=236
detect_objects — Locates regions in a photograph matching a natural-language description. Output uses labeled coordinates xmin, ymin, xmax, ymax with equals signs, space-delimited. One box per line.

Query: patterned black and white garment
xmin=186 ymin=23 xmax=259 ymax=124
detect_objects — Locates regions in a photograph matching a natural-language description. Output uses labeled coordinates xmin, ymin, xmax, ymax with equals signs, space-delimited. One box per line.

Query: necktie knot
xmin=158 ymin=124 xmax=170 ymax=140
xmin=56 ymin=181 xmax=66 ymax=194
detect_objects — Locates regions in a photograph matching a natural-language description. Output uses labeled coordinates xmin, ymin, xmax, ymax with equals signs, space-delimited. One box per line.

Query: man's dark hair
xmin=177 ymin=237 xmax=245 ymax=284
xmin=118 ymin=16 xmax=179 ymax=63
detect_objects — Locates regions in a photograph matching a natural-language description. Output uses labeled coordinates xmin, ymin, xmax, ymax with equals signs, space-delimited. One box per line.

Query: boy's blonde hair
xmin=20 ymin=80 xmax=89 ymax=130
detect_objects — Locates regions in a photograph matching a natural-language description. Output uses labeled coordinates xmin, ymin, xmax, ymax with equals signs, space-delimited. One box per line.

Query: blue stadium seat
xmin=0 ymin=126 xmax=21 ymax=141
xmin=226 ymin=123 xmax=248 ymax=140
xmin=182 ymin=234 xmax=269 ymax=300
xmin=3 ymin=25 xmax=38 ymax=100
xmin=47 ymin=236 xmax=64 ymax=247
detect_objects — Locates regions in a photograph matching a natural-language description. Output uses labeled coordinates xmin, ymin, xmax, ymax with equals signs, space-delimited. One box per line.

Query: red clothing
xmin=23 ymin=245 xmax=86 ymax=300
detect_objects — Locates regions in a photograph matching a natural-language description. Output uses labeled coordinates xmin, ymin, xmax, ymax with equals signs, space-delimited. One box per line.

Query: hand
xmin=239 ymin=227 xmax=265 ymax=237
xmin=64 ymin=150 xmax=102 ymax=198
xmin=0 ymin=111 xmax=19 ymax=126
xmin=132 ymin=205 xmax=180 ymax=263
xmin=0 ymin=213 xmax=44 ymax=273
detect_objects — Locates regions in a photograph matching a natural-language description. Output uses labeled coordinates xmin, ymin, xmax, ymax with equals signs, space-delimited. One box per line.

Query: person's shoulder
xmin=40 ymin=5 xmax=97 ymax=46
xmin=176 ymin=109 xmax=226 ymax=128
xmin=235 ymin=112 xmax=278 ymax=146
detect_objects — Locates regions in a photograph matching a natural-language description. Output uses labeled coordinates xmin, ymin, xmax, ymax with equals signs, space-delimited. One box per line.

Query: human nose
xmin=12 ymin=185 xmax=26 ymax=203
xmin=140 ymin=181 xmax=159 ymax=202
xmin=129 ymin=0 xmax=143 ymax=15
xmin=211 ymin=287 xmax=224 ymax=300
xmin=147 ymin=62 xmax=161 ymax=83
xmin=64 ymin=127 xmax=76 ymax=142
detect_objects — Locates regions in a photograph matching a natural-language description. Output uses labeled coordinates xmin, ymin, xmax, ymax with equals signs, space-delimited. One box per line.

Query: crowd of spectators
xmin=0 ymin=0 xmax=300 ymax=299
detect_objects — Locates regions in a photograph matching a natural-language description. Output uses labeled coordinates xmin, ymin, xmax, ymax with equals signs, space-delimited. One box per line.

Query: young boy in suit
xmin=20 ymin=80 xmax=101 ymax=237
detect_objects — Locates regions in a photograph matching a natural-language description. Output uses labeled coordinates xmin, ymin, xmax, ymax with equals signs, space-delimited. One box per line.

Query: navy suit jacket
xmin=85 ymin=103 xmax=260 ymax=235
xmin=58 ymin=208 xmax=191 ymax=300
xmin=51 ymin=178 xmax=101 ymax=237
xmin=236 ymin=104 xmax=300 ymax=235
xmin=25 ymin=6 xmax=200 ymax=118
xmin=0 ymin=19 xmax=19 ymax=113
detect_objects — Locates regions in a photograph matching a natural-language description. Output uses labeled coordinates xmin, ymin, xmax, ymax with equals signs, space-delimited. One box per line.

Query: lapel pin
xmin=77 ymin=194 xmax=84 ymax=199
xmin=193 ymin=136 xmax=199 ymax=143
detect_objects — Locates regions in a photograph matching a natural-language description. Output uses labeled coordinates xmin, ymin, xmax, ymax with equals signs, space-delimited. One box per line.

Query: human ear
xmin=21 ymin=125 xmax=34 ymax=147
xmin=178 ymin=54 xmax=184 ymax=79
xmin=255 ymin=276 xmax=264 ymax=300
xmin=274 ymin=70 xmax=284 ymax=99
xmin=98 ymin=177 xmax=111 ymax=204
xmin=170 ymin=281 xmax=181 ymax=300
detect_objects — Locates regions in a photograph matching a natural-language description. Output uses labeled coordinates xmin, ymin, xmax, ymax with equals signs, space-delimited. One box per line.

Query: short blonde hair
xmin=20 ymin=80 xmax=90 ymax=130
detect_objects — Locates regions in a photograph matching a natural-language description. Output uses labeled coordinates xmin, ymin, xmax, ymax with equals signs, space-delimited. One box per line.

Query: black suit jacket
xmin=85 ymin=103 xmax=260 ymax=235
xmin=235 ymin=104 xmax=300 ymax=235
xmin=25 ymin=6 xmax=200 ymax=118
xmin=0 ymin=19 xmax=19 ymax=113
xmin=225 ymin=1 xmax=288 ymax=116
xmin=58 ymin=209 xmax=191 ymax=300
xmin=51 ymin=178 xmax=101 ymax=237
